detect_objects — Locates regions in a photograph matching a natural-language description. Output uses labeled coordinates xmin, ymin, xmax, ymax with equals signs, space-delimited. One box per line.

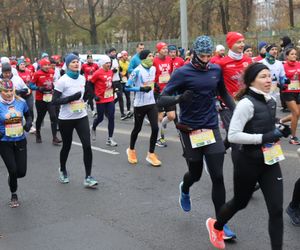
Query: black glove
xmin=112 ymin=68 xmax=118 ymax=73
xmin=154 ymin=83 xmax=160 ymax=93
xmin=140 ymin=86 xmax=152 ymax=93
xmin=285 ymin=78 xmax=291 ymax=84
xmin=277 ymin=83 xmax=287 ymax=91
xmin=262 ymin=129 xmax=282 ymax=144
xmin=38 ymin=86 xmax=46 ymax=93
xmin=177 ymin=90 xmax=193 ymax=103
xmin=23 ymin=122 xmax=32 ymax=132
xmin=94 ymin=96 xmax=100 ymax=102
xmin=67 ymin=91 xmax=82 ymax=102
xmin=276 ymin=123 xmax=291 ymax=138
xmin=16 ymin=88 xmax=28 ymax=95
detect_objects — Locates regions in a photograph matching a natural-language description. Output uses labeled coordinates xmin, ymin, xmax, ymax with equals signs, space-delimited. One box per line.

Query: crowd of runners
xmin=0 ymin=32 xmax=300 ymax=249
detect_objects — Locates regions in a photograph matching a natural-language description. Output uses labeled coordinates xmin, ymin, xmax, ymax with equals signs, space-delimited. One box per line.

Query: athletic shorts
xmin=158 ymin=105 xmax=176 ymax=113
xmin=281 ymin=92 xmax=300 ymax=104
xmin=179 ymin=128 xmax=225 ymax=161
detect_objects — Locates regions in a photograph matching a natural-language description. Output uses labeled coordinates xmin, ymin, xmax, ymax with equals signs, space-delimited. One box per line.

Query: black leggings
xmin=215 ymin=152 xmax=283 ymax=250
xmin=35 ymin=100 xmax=58 ymax=138
xmin=0 ymin=139 xmax=27 ymax=193
xmin=93 ymin=102 xmax=115 ymax=138
xmin=113 ymin=81 xmax=130 ymax=115
xmin=24 ymin=94 xmax=34 ymax=122
xmin=130 ymin=104 xmax=159 ymax=153
xmin=181 ymin=153 xmax=225 ymax=216
xmin=290 ymin=178 xmax=300 ymax=208
xmin=59 ymin=116 xmax=92 ymax=178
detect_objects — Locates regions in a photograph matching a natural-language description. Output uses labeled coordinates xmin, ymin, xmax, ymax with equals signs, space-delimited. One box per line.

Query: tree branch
xmin=95 ymin=0 xmax=123 ymax=27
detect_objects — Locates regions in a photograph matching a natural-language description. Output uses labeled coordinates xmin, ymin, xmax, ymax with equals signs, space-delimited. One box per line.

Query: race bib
xmin=189 ymin=129 xmax=216 ymax=148
xmin=5 ymin=122 xmax=23 ymax=137
xmin=43 ymin=93 xmax=53 ymax=103
xmin=288 ymin=80 xmax=300 ymax=90
xmin=70 ymin=100 xmax=85 ymax=113
xmin=262 ymin=142 xmax=285 ymax=165
xmin=159 ymin=73 xmax=170 ymax=84
xmin=104 ymin=88 xmax=113 ymax=98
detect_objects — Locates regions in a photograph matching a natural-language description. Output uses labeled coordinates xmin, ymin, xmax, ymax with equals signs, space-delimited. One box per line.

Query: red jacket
xmin=81 ymin=63 xmax=99 ymax=81
xmin=283 ymin=61 xmax=300 ymax=93
xmin=153 ymin=56 xmax=173 ymax=92
xmin=31 ymin=69 xmax=55 ymax=101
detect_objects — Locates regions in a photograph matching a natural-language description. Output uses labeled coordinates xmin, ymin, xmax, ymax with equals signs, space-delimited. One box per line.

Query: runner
xmin=253 ymin=41 xmax=267 ymax=62
xmin=90 ymin=55 xmax=117 ymax=147
xmin=52 ymin=53 xmax=98 ymax=187
xmin=168 ymin=45 xmax=184 ymax=71
xmin=206 ymin=62 xmax=290 ymax=250
xmin=243 ymin=44 xmax=253 ymax=59
xmin=24 ymin=58 xmax=35 ymax=75
xmin=279 ymin=36 xmax=294 ymax=61
xmin=158 ymin=35 xmax=236 ymax=240
xmin=210 ymin=45 xmax=225 ymax=63
xmin=279 ymin=47 xmax=300 ymax=144
xmin=29 ymin=58 xmax=61 ymax=145
xmin=125 ymin=49 xmax=161 ymax=167
xmin=0 ymin=79 xmax=32 ymax=207
xmin=128 ymin=42 xmax=145 ymax=74
xmin=153 ymin=42 xmax=174 ymax=147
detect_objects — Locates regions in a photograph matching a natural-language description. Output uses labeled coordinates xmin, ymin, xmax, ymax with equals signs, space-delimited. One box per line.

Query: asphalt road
xmin=0 ymin=108 xmax=299 ymax=250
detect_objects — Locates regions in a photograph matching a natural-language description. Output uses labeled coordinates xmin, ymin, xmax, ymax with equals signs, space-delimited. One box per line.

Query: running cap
xmin=41 ymin=52 xmax=49 ymax=58
xmin=266 ymin=44 xmax=277 ymax=53
xmin=98 ymin=55 xmax=111 ymax=66
xmin=25 ymin=58 xmax=31 ymax=63
xmin=215 ymin=44 xmax=225 ymax=52
xmin=243 ymin=44 xmax=252 ymax=52
xmin=258 ymin=41 xmax=267 ymax=51
xmin=193 ymin=35 xmax=213 ymax=55
xmin=17 ymin=59 xmax=25 ymax=65
xmin=156 ymin=42 xmax=168 ymax=52
xmin=1 ymin=63 xmax=11 ymax=72
xmin=39 ymin=58 xmax=51 ymax=67
xmin=139 ymin=50 xmax=151 ymax=60
xmin=226 ymin=32 xmax=245 ymax=49
xmin=87 ymin=54 xmax=93 ymax=59
xmin=65 ymin=54 xmax=79 ymax=68
xmin=0 ymin=79 xmax=13 ymax=90
xmin=121 ymin=50 xmax=128 ymax=56
xmin=0 ymin=57 xmax=10 ymax=64
xmin=168 ymin=45 xmax=177 ymax=51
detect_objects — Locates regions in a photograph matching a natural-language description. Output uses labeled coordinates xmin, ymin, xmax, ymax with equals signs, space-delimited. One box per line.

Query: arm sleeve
xmin=125 ymin=70 xmax=141 ymax=92
xmin=52 ymin=90 xmax=71 ymax=105
xmin=228 ymin=98 xmax=263 ymax=144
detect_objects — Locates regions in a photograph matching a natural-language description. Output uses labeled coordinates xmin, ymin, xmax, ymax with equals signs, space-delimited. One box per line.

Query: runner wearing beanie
xmin=243 ymin=44 xmax=253 ymax=58
xmin=279 ymin=36 xmax=294 ymax=61
xmin=90 ymin=55 xmax=118 ymax=147
xmin=168 ymin=45 xmax=184 ymax=71
xmin=158 ymin=35 xmax=236 ymax=240
xmin=153 ymin=41 xmax=174 ymax=147
xmin=125 ymin=50 xmax=161 ymax=167
xmin=253 ymin=41 xmax=267 ymax=62
xmin=0 ymin=79 xmax=32 ymax=207
xmin=206 ymin=62 xmax=290 ymax=250
xmin=210 ymin=45 xmax=226 ymax=64
xmin=52 ymin=53 xmax=98 ymax=187
xmin=29 ymin=58 xmax=61 ymax=145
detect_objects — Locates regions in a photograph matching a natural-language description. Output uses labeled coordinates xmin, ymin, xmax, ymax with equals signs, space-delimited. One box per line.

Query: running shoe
xmin=52 ymin=137 xmax=62 ymax=146
xmin=58 ymin=168 xmax=69 ymax=184
xmin=91 ymin=126 xmax=96 ymax=141
xmin=10 ymin=193 xmax=20 ymax=208
xmin=120 ymin=114 xmax=128 ymax=120
xmin=156 ymin=137 xmax=167 ymax=147
xmin=127 ymin=148 xmax=138 ymax=164
xmin=146 ymin=152 xmax=161 ymax=167
xmin=106 ymin=138 xmax=118 ymax=147
xmin=144 ymin=118 xmax=150 ymax=125
xmin=92 ymin=110 xmax=97 ymax=118
xmin=289 ymin=136 xmax=300 ymax=145
xmin=206 ymin=218 xmax=225 ymax=249
xmin=84 ymin=176 xmax=98 ymax=188
xmin=126 ymin=111 xmax=133 ymax=118
xmin=223 ymin=224 xmax=236 ymax=240
xmin=286 ymin=204 xmax=300 ymax=226
xmin=29 ymin=126 xmax=36 ymax=134
xmin=179 ymin=181 xmax=191 ymax=212
xmin=36 ymin=130 xmax=42 ymax=143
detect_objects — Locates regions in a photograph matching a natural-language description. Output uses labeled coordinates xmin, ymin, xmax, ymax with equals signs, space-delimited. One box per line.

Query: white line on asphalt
xmin=72 ymin=141 xmax=120 ymax=155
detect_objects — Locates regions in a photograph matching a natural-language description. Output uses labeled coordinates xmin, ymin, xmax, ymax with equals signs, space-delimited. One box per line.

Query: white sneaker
xmin=29 ymin=127 xmax=36 ymax=134
xmin=106 ymin=138 xmax=117 ymax=147
xmin=91 ymin=126 xmax=96 ymax=141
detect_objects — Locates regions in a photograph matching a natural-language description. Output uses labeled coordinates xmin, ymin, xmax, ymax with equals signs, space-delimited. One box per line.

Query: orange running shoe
xmin=206 ymin=218 xmax=225 ymax=249
xmin=127 ymin=148 xmax=138 ymax=164
xmin=146 ymin=152 xmax=161 ymax=167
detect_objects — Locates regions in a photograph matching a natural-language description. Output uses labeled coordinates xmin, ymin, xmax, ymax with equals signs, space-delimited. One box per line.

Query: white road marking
xmin=72 ymin=141 xmax=119 ymax=155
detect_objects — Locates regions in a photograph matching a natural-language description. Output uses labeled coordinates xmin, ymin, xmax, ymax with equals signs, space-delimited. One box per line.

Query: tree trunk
xmin=6 ymin=25 xmax=12 ymax=56
xmin=289 ymin=0 xmax=294 ymax=28
xmin=219 ymin=1 xmax=229 ymax=34
xmin=87 ymin=0 xmax=98 ymax=45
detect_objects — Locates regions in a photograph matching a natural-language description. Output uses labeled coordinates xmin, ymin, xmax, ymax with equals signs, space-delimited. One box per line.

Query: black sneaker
xmin=286 ymin=205 xmax=300 ymax=226
xmin=121 ymin=114 xmax=128 ymax=120
xmin=36 ymin=131 xmax=42 ymax=143
xmin=10 ymin=193 xmax=19 ymax=208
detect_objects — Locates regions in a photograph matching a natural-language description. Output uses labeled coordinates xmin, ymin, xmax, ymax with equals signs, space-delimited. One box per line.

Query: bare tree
xmin=289 ymin=0 xmax=294 ymax=28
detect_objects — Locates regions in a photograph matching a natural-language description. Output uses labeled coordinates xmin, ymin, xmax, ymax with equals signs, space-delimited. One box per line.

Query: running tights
xmin=130 ymin=104 xmax=158 ymax=153
xmin=93 ymin=102 xmax=115 ymax=138
xmin=214 ymin=152 xmax=283 ymax=250
xmin=290 ymin=178 xmax=300 ymax=209
xmin=0 ymin=139 xmax=27 ymax=193
xmin=181 ymin=153 xmax=225 ymax=216
xmin=35 ymin=100 xmax=58 ymax=138
xmin=59 ymin=116 xmax=92 ymax=178
xmin=114 ymin=81 xmax=131 ymax=115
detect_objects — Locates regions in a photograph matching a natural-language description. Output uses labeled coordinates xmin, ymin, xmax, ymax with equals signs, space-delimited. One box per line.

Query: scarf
xmin=249 ymin=86 xmax=272 ymax=101
xmin=141 ymin=58 xmax=153 ymax=69
xmin=265 ymin=53 xmax=275 ymax=65
xmin=228 ymin=50 xmax=243 ymax=60
xmin=66 ymin=70 xmax=79 ymax=79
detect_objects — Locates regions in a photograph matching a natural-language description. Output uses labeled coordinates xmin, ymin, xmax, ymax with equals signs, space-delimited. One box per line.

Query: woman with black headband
xmin=206 ymin=62 xmax=290 ymax=250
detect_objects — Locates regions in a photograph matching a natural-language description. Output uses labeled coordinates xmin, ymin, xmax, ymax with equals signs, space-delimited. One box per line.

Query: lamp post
xmin=180 ymin=0 xmax=188 ymax=49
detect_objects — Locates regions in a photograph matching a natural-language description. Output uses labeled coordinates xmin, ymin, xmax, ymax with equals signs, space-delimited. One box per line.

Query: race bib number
xmin=288 ymin=80 xmax=300 ymax=90
xmin=262 ymin=142 xmax=285 ymax=165
xmin=5 ymin=122 xmax=23 ymax=138
xmin=70 ymin=100 xmax=85 ymax=113
xmin=43 ymin=93 xmax=53 ymax=102
xmin=104 ymin=88 xmax=113 ymax=98
xmin=159 ymin=73 xmax=170 ymax=84
xmin=189 ymin=129 xmax=216 ymax=148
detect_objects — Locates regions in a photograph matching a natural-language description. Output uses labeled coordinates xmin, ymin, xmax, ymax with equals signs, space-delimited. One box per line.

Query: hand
xmin=140 ymin=86 xmax=152 ymax=93
xmin=94 ymin=96 xmax=100 ymax=102
xmin=277 ymin=83 xmax=287 ymax=91
xmin=68 ymin=91 xmax=82 ymax=102
xmin=38 ymin=86 xmax=46 ymax=93
xmin=276 ymin=123 xmax=291 ymax=138
xmin=285 ymin=78 xmax=291 ymax=85
xmin=178 ymin=90 xmax=193 ymax=103
xmin=23 ymin=122 xmax=32 ymax=132
xmin=112 ymin=68 xmax=118 ymax=73
xmin=262 ymin=129 xmax=282 ymax=144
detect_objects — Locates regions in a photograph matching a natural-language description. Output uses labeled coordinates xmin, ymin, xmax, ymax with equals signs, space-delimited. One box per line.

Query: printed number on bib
xmin=159 ymin=73 xmax=170 ymax=84
xmin=70 ymin=100 xmax=85 ymax=113
xmin=262 ymin=142 xmax=285 ymax=165
xmin=5 ymin=122 xmax=23 ymax=137
xmin=288 ymin=80 xmax=300 ymax=90
xmin=189 ymin=129 xmax=216 ymax=148
xmin=104 ymin=88 xmax=113 ymax=98
xmin=43 ymin=93 xmax=53 ymax=102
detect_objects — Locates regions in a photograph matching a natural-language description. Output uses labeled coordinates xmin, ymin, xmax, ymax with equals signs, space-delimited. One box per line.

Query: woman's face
xmin=1 ymin=89 xmax=14 ymax=101
xmin=252 ymin=69 xmax=272 ymax=93
xmin=19 ymin=63 xmax=26 ymax=71
xmin=286 ymin=49 xmax=297 ymax=62
xmin=68 ymin=59 xmax=79 ymax=71
xmin=244 ymin=48 xmax=253 ymax=58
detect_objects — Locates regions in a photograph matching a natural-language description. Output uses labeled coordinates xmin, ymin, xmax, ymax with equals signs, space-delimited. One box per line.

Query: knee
xmin=211 ymin=173 xmax=224 ymax=186
xmin=167 ymin=112 xmax=176 ymax=121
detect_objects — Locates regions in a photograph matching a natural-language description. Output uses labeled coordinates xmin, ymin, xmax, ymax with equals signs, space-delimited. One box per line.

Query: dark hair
xmin=136 ymin=42 xmax=144 ymax=48
xmin=235 ymin=62 xmax=269 ymax=101
xmin=285 ymin=47 xmax=297 ymax=57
